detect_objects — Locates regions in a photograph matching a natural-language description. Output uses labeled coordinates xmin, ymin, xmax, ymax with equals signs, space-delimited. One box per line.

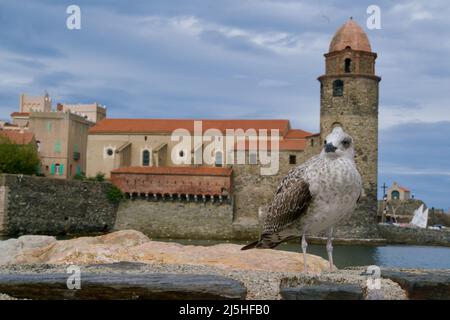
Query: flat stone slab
xmin=0 ymin=273 xmax=247 ymax=300
xmin=280 ymin=282 xmax=364 ymax=300
xmin=381 ymin=269 xmax=450 ymax=300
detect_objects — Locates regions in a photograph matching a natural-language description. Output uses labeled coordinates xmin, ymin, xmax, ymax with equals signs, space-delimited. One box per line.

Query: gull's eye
xmin=342 ymin=139 xmax=351 ymax=148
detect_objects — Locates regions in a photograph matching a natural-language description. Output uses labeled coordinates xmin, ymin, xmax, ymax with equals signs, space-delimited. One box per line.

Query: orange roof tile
xmin=111 ymin=166 xmax=233 ymax=176
xmin=279 ymin=139 xmax=306 ymax=151
xmin=89 ymin=119 xmax=291 ymax=136
xmin=329 ymin=19 xmax=372 ymax=53
xmin=285 ymin=129 xmax=313 ymax=140
xmin=10 ymin=112 xmax=30 ymax=117
xmin=0 ymin=130 xmax=35 ymax=145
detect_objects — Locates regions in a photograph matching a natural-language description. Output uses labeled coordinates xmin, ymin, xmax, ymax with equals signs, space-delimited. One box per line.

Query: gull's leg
xmin=301 ymin=234 xmax=308 ymax=273
xmin=326 ymin=227 xmax=334 ymax=272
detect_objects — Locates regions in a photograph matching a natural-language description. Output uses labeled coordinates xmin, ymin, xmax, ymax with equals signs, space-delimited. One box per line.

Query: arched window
xmin=142 ymin=150 xmax=150 ymax=166
xmin=215 ymin=151 xmax=223 ymax=167
xmin=333 ymin=79 xmax=344 ymax=97
xmin=391 ymin=190 xmax=400 ymax=200
xmin=345 ymin=58 xmax=352 ymax=73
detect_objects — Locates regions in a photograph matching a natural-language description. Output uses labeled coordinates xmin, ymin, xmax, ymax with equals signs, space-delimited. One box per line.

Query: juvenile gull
xmin=242 ymin=127 xmax=362 ymax=272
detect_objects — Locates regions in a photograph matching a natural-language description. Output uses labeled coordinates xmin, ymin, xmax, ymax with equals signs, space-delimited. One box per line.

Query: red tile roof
xmin=90 ymin=119 xmax=311 ymax=151
xmin=10 ymin=112 xmax=30 ymax=117
xmin=279 ymin=139 xmax=307 ymax=151
xmin=111 ymin=166 xmax=233 ymax=176
xmin=0 ymin=130 xmax=35 ymax=145
xmin=285 ymin=129 xmax=313 ymax=140
xmin=89 ymin=119 xmax=291 ymax=136
xmin=329 ymin=19 xmax=372 ymax=53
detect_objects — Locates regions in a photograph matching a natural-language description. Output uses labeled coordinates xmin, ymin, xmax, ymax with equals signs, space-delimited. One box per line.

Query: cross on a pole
xmin=381 ymin=182 xmax=388 ymax=199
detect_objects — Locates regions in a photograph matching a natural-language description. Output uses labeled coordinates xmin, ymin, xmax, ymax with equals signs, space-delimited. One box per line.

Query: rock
xmin=12 ymin=230 xmax=150 ymax=265
xmin=0 ymin=273 xmax=246 ymax=300
xmin=5 ymin=230 xmax=330 ymax=273
xmin=0 ymin=236 xmax=56 ymax=265
xmin=280 ymin=267 xmax=407 ymax=300
xmin=381 ymin=269 xmax=450 ymax=300
xmin=0 ymin=239 xmax=21 ymax=265
xmin=280 ymin=282 xmax=364 ymax=300
xmin=17 ymin=235 xmax=56 ymax=250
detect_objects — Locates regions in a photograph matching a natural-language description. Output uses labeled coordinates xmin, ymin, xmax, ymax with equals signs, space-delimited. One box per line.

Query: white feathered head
xmin=322 ymin=126 xmax=355 ymax=159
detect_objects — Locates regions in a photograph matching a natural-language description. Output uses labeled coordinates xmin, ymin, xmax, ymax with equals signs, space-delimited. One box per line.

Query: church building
xmin=86 ymin=19 xmax=380 ymax=239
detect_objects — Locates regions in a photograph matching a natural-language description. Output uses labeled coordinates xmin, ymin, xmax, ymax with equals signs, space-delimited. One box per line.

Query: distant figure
xmin=242 ymin=127 xmax=362 ymax=272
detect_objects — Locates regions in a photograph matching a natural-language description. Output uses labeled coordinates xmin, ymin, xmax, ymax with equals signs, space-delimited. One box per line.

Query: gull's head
xmin=322 ymin=126 xmax=354 ymax=159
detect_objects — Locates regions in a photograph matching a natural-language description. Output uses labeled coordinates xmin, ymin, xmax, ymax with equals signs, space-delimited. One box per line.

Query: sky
xmin=0 ymin=0 xmax=449 ymax=210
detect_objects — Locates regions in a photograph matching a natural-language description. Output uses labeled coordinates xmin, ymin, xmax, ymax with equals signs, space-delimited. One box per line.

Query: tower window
xmin=333 ymin=79 xmax=344 ymax=97
xmin=289 ymin=155 xmax=297 ymax=165
xmin=345 ymin=58 xmax=352 ymax=73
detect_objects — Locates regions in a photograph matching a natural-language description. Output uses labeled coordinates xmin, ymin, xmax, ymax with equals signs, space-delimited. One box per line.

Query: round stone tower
xmin=318 ymin=18 xmax=381 ymax=238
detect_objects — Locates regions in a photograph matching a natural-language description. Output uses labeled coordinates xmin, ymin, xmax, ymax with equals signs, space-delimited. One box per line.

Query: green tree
xmin=0 ymin=136 xmax=40 ymax=175
xmin=106 ymin=185 xmax=124 ymax=204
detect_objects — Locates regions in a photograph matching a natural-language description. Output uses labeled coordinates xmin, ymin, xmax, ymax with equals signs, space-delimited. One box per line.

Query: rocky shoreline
xmin=0 ymin=230 xmax=449 ymax=300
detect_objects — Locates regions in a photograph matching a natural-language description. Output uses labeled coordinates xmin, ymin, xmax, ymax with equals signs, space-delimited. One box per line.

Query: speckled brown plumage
xmin=242 ymin=127 xmax=362 ymax=250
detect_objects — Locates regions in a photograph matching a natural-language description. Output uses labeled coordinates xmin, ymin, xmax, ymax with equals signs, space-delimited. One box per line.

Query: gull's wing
xmin=242 ymin=166 xmax=313 ymax=250
xmin=264 ymin=169 xmax=312 ymax=233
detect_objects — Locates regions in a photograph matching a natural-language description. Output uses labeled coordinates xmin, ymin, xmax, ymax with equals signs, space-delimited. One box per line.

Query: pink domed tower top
xmin=329 ymin=18 xmax=372 ymax=53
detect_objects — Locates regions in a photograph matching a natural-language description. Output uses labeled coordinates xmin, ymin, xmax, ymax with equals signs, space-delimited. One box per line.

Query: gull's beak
xmin=325 ymin=143 xmax=337 ymax=153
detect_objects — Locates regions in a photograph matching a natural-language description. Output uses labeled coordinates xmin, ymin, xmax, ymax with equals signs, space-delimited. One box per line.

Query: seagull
xmin=241 ymin=126 xmax=362 ymax=272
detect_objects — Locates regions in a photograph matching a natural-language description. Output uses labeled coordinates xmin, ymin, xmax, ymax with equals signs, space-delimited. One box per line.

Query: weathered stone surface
xmin=0 ymin=235 xmax=56 ymax=265
xmin=280 ymin=282 xmax=364 ymax=300
xmin=381 ymin=269 xmax=450 ymax=300
xmin=4 ymin=230 xmax=330 ymax=273
xmin=280 ymin=267 xmax=407 ymax=300
xmin=0 ymin=174 xmax=117 ymax=236
xmin=13 ymin=230 xmax=150 ymax=265
xmin=0 ymin=239 xmax=21 ymax=265
xmin=0 ymin=185 xmax=6 ymax=235
xmin=115 ymin=200 xmax=234 ymax=240
xmin=0 ymin=273 xmax=246 ymax=300
xmin=18 ymin=235 xmax=57 ymax=250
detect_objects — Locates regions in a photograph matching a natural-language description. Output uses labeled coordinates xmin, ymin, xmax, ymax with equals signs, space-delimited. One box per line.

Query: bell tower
xmin=318 ymin=18 xmax=381 ymax=238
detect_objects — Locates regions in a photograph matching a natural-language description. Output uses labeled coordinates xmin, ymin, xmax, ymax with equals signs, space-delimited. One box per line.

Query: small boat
xmin=410 ymin=204 xmax=429 ymax=228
